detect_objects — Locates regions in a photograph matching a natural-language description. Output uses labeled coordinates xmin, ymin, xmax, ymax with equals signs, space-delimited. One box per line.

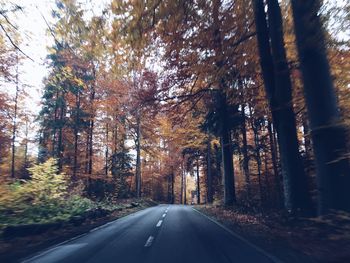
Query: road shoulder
xmin=0 ymin=200 xmax=157 ymax=263
xmin=194 ymin=205 xmax=328 ymax=263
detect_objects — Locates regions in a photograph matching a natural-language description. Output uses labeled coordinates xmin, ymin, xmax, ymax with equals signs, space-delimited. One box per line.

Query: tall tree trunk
xmin=212 ymin=0 xmax=236 ymax=206
xmin=268 ymin=120 xmax=282 ymax=206
xmin=57 ymin=104 xmax=64 ymax=173
xmin=180 ymin=161 xmax=184 ymax=204
xmin=88 ymin=68 xmax=96 ymax=175
xmin=267 ymin=0 xmax=312 ymax=212
xmin=135 ymin=112 xmax=142 ymax=198
xmin=253 ymin=0 xmax=311 ymax=213
xmin=171 ymin=172 xmax=175 ymax=204
xmin=105 ymin=122 xmax=109 ymax=176
xmin=249 ymin=107 xmax=263 ymax=203
xmin=241 ymin=104 xmax=251 ymax=197
xmin=263 ymin=151 xmax=270 ymax=201
xmin=291 ymin=0 xmax=350 ymax=213
xmin=23 ymin=117 xmax=29 ymax=171
xmin=88 ymin=119 xmax=94 ymax=175
xmin=184 ymin=167 xmax=187 ymax=205
xmin=167 ymin=175 xmax=171 ymax=203
xmin=302 ymin=114 xmax=312 ymax=164
xmin=206 ymin=133 xmax=213 ymax=203
xmin=52 ymin=90 xmax=59 ymax=157
xmin=84 ymin=133 xmax=89 ymax=174
xmin=73 ymin=93 xmax=81 ymax=180
xmin=218 ymin=92 xmax=236 ymax=206
xmin=11 ymin=60 xmax=19 ymax=178
xmin=196 ymin=157 xmax=201 ymax=204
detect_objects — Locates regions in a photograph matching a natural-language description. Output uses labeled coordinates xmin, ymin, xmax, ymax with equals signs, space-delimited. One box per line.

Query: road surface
xmin=23 ymin=205 xmax=277 ymax=263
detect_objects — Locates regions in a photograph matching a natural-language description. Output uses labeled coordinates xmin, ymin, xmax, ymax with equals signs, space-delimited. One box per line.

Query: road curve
xmin=23 ymin=205 xmax=277 ymax=263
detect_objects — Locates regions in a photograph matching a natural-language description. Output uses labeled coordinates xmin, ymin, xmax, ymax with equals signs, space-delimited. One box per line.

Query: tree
xmin=252 ymin=0 xmax=311 ymax=213
xmin=291 ymin=0 xmax=350 ymax=214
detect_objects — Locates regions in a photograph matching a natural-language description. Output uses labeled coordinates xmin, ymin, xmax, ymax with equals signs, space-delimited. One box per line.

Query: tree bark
xmin=219 ymin=92 xmax=236 ymax=206
xmin=73 ymin=92 xmax=81 ymax=180
xmin=171 ymin=172 xmax=175 ymax=204
xmin=268 ymin=0 xmax=312 ymax=212
xmin=11 ymin=60 xmax=19 ymax=178
xmin=196 ymin=156 xmax=201 ymax=204
xmin=105 ymin=122 xmax=109 ymax=176
xmin=241 ymin=104 xmax=251 ymax=197
xmin=88 ymin=119 xmax=94 ymax=175
xmin=88 ymin=68 xmax=96 ymax=175
xmin=291 ymin=0 xmax=350 ymax=213
xmin=249 ymin=106 xmax=263 ymax=204
xmin=268 ymin=120 xmax=282 ymax=206
xmin=302 ymin=114 xmax=312 ymax=164
xmin=57 ymin=98 xmax=64 ymax=173
xmin=253 ymin=0 xmax=311 ymax=213
xmin=23 ymin=117 xmax=29 ymax=172
xmin=180 ymin=161 xmax=184 ymax=204
xmin=211 ymin=0 xmax=236 ymax=205
xmin=184 ymin=167 xmax=187 ymax=205
xmin=135 ymin=112 xmax=142 ymax=198
xmin=206 ymin=133 xmax=213 ymax=203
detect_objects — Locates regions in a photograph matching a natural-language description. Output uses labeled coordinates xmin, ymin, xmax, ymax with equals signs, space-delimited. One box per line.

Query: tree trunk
xmin=57 ymin=100 xmax=64 ymax=173
xmin=267 ymin=0 xmax=312 ymax=212
xmin=88 ymin=119 xmax=94 ymax=175
xmin=249 ymin=106 xmax=263 ymax=204
xmin=196 ymin=157 xmax=201 ymax=204
xmin=206 ymin=133 xmax=213 ymax=203
xmin=180 ymin=161 xmax=184 ymax=204
xmin=135 ymin=112 xmax=142 ymax=198
xmin=11 ymin=62 xmax=19 ymax=178
xmin=88 ymin=68 xmax=96 ymax=175
xmin=23 ymin=117 xmax=29 ymax=170
xmin=184 ymin=167 xmax=187 ymax=205
xmin=52 ymin=90 xmax=59 ymax=157
xmin=84 ymin=133 xmax=89 ymax=174
xmin=302 ymin=114 xmax=312 ymax=164
xmin=212 ymin=0 xmax=236 ymax=205
xmin=219 ymin=93 xmax=236 ymax=206
xmin=73 ymin=93 xmax=81 ymax=180
xmin=241 ymin=104 xmax=251 ymax=197
xmin=263 ymin=151 xmax=270 ymax=201
xmin=105 ymin=122 xmax=109 ymax=176
xmin=253 ymin=0 xmax=311 ymax=213
xmin=268 ymin=120 xmax=282 ymax=206
xmin=291 ymin=0 xmax=350 ymax=213
xmin=171 ymin=172 xmax=175 ymax=204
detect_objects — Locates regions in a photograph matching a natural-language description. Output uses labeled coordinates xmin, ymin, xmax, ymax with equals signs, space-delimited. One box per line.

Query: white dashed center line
xmin=162 ymin=213 xmax=166 ymax=218
xmin=156 ymin=220 xmax=163 ymax=227
xmin=144 ymin=236 xmax=154 ymax=247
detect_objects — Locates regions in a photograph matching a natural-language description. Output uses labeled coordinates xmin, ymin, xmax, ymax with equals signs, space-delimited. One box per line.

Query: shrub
xmin=0 ymin=158 xmax=94 ymax=225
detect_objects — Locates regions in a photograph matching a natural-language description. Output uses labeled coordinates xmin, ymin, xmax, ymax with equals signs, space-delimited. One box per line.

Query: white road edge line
xmin=144 ymin=236 xmax=154 ymax=247
xmin=162 ymin=213 xmax=166 ymax=218
xmin=191 ymin=208 xmax=283 ymax=263
xmin=21 ymin=233 xmax=88 ymax=263
xmin=21 ymin=207 xmax=156 ymax=262
xmin=156 ymin=220 xmax=163 ymax=227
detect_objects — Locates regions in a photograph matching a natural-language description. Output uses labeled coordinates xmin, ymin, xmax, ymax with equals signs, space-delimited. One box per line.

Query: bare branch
xmin=0 ymin=22 xmax=34 ymax=62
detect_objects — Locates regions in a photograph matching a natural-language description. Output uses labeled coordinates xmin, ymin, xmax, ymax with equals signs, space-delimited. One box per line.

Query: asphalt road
xmin=23 ymin=205 xmax=277 ymax=263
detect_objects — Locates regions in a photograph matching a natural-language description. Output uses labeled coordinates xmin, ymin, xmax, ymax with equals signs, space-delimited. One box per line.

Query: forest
xmin=0 ymin=0 xmax=350 ymax=261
